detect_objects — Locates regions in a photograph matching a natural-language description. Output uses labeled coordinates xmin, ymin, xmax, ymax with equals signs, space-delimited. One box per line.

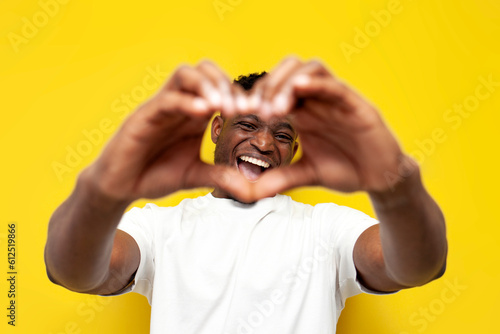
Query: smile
xmin=239 ymin=155 xmax=270 ymax=169
xmin=237 ymin=155 xmax=272 ymax=182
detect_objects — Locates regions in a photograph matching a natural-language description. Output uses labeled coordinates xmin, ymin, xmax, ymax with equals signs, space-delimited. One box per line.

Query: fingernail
xmin=293 ymin=75 xmax=310 ymax=86
xmin=272 ymin=94 xmax=288 ymax=113
xmin=236 ymin=95 xmax=248 ymax=112
xmin=202 ymin=82 xmax=221 ymax=107
xmin=209 ymin=91 xmax=222 ymax=107
xmin=193 ymin=97 xmax=209 ymax=111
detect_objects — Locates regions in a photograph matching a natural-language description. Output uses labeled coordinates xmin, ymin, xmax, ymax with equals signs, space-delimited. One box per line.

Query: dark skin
xmin=211 ymin=113 xmax=298 ymax=198
xmin=45 ymin=58 xmax=446 ymax=296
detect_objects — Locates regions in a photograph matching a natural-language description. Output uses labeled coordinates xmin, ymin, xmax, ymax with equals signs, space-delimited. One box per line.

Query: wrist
xmin=368 ymin=156 xmax=425 ymax=212
xmin=77 ymin=168 xmax=133 ymax=213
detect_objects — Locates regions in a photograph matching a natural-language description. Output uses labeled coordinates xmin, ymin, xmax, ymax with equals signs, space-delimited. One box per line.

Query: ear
xmin=293 ymin=141 xmax=299 ymax=158
xmin=211 ymin=115 xmax=224 ymax=144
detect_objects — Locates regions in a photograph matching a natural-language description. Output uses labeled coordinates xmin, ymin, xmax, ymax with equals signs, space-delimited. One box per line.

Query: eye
xmin=238 ymin=122 xmax=256 ymax=131
xmin=276 ymin=133 xmax=293 ymax=142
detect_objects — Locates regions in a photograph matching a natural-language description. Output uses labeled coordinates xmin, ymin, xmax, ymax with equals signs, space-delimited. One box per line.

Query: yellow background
xmin=1 ymin=0 xmax=499 ymax=333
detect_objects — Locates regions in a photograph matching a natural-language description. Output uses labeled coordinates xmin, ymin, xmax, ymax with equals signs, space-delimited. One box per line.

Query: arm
xmin=214 ymin=57 xmax=448 ymax=290
xmin=355 ymin=165 xmax=447 ymax=292
xmin=45 ymin=62 xmax=243 ymax=294
xmin=45 ymin=172 xmax=138 ymax=294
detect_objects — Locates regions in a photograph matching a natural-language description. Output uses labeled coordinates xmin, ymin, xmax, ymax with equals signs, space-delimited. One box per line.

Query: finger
xmin=209 ymin=168 xmax=257 ymax=203
xmin=183 ymin=163 xmax=232 ymax=190
xmin=251 ymin=57 xmax=304 ymax=118
xmin=196 ymin=60 xmax=229 ymax=88
xmin=119 ymin=87 xmax=216 ymax=156
xmin=232 ymin=84 xmax=250 ymax=116
xmin=256 ymin=156 xmax=362 ymax=195
xmin=270 ymin=60 xmax=330 ymax=116
xmin=291 ymin=100 xmax=341 ymax=132
xmin=196 ymin=61 xmax=234 ymax=113
xmin=211 ymin=163 xmax=316 ymax=203
xmin=250 ymin=162 xmax=317 ymax=199
xmin=148 ymin=91 xmax=213 ymax=123
xmin=291 ymin=75 xmax=370 ymax=113
xmin=164 ymin=65 xmax=222 ymax=110
xmin=248 ymin=85 xmax=263 ymax=115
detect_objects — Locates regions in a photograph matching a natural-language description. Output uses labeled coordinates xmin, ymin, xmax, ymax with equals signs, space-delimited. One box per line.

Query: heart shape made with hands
xmin=88 ymin=59 xmax=404 ymax=205
xmin=206 ymin=71 xmax=406 ymax=203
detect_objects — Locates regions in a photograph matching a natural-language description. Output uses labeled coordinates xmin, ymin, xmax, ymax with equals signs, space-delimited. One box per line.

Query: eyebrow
xmin=241 ymin=114 xmax=297 ymax=136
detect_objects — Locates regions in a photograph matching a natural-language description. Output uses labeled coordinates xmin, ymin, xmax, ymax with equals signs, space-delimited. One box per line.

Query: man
xmin=45 ymin=58 xmax=447 ymax=333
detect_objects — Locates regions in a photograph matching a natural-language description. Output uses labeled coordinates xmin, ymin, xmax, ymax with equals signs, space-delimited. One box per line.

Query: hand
xmin=83 ymin=61 xmax=247 ymax=203
xmin=215 ymin=58 xmax=411 ymax=202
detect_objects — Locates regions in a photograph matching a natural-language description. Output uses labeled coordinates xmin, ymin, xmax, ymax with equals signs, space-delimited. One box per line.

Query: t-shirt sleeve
xmin=317 ymin=204 xmax=392 ymax=309
xmin=112 ymin=204 xmax=157 ymax=304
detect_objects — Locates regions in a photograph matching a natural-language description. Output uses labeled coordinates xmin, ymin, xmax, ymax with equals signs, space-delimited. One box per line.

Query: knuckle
xmin=266 ymin=76 xmax=281 ymax=89
xmin=309 ymin=60 xmax=326 ymax=73
xmin=197 ymin=59 xmax=212 ymax=67
xmin=305 ymin=59 xmax=330 ymax=77
xmin=171 ymin=66 xmax=191 ymax=86
xmin=308 ymin=59 xmax=323 ymax=68
xmin=282 ymin=56 xmax=301 ymax=66
xmin=175 ymin=65 xmax=190 ymax=76
xmin=196 ymin=60 xmax=215 ymax=71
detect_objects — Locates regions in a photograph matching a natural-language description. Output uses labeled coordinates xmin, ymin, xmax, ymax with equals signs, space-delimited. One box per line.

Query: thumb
xmin=211 ymin=163 xmax=316 ymax=203
xmin=209 ymin=168 xmax=256 ymax=203
xmin=184 ymin=163 xmax=236 ymax=190
xmin=251 ymin=163 xmax=317 ymax=199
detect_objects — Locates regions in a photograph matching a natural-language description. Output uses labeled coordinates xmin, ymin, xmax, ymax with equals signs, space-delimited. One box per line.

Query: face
xmin=211 ymin=114 xmax=299 ymax=182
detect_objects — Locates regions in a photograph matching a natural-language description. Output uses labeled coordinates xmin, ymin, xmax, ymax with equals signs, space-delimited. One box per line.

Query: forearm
xmin=44 ymin=168 xmax=131 ymax=292
xmin=368 ymin=162 xmax=447 ymax=287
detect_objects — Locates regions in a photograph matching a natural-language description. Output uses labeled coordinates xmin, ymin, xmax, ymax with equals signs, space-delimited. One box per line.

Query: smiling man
xmin=212 ymin=112 xmax=298 ymax=188
xmin=45 ymin=58 xmax=447 ymax=334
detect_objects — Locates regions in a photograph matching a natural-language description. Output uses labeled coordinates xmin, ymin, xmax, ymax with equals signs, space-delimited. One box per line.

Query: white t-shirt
xmin=116 ymin=193 xmax=381 ymax=334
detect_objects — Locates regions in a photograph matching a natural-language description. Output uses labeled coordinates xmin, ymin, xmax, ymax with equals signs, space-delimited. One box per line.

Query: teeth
xmin=239 ymin=155 xmax=270 ymax=168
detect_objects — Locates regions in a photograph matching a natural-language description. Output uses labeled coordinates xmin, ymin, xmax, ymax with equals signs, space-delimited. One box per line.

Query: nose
xmin=250 ymin=130 xmax=275 ymax=154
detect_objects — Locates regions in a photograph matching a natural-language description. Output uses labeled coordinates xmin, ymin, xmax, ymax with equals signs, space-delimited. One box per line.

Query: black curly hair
xmin=233 ymin=71 xmax=267 ymax=91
